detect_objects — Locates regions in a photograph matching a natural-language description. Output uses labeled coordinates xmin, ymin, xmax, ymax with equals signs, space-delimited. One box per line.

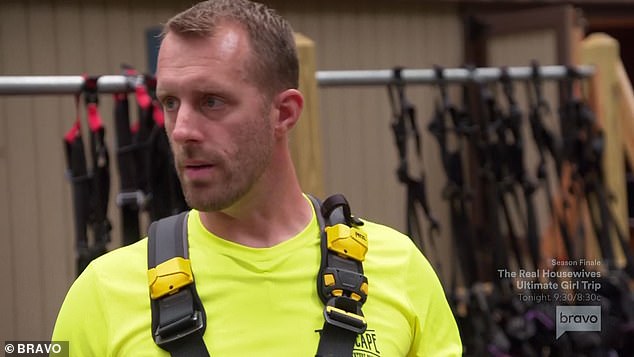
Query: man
xmin=52 ymin=1 xmax=462 ymax=356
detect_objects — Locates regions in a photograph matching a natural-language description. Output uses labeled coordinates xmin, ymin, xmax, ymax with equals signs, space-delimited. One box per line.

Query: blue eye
xmin=203 ymin=96 xmax=224 ymax=109
xmin=162 ymin=97 xmax=179 ymax=111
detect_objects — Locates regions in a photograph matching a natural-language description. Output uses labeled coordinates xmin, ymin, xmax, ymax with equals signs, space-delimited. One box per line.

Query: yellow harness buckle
xmin=325 ymin=223 xmax=368 ymax=261
xmin=324 ymin=305 xmax=367 ymax=334
xmin=148 ymin=257 xmax=194 ymax=300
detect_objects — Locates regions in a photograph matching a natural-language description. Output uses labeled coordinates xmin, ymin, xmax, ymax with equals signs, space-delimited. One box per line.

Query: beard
xmin=174 ymin=117 xmax=274 ymax=212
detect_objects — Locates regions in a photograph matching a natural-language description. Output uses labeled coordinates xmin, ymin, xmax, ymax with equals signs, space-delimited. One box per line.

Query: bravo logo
xmin=556 ymin=305 xmax=601 ymax=339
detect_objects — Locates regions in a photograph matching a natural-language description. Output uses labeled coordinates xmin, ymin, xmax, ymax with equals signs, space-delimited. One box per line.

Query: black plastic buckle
xmin=323 ymin=297 xmax=367 ymax=334
xmin=116 ymin=190 xmax=146 ymax=208
xmin=320 ymin=265 xmax=368 ymax=304
xmin=82 ymin=76 xmax=100 ymax=105
xmin=154 ymin=309 xmax=204 ymax=347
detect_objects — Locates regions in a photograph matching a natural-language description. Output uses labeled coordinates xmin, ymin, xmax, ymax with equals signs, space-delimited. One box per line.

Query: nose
xmin=168 ymin=103 xmax=203 ymax=144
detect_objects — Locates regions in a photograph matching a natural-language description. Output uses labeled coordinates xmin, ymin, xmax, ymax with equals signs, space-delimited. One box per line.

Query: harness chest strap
xmin=146 ymin=195 xmax=369 ymax=357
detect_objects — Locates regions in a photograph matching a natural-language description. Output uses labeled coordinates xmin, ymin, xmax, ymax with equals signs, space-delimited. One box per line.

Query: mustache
xmin=173 ymin=146 xmax=221 ymax=168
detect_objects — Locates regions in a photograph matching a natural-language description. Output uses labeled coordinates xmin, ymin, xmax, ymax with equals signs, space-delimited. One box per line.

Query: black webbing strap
xmin=114 ymin=91 xmax=142 ymax=247
xmin=148 ymin=196 xmax=365 ymax=357
xmin=147 ymin=212 xmax=209 ymax=357
xmin=310 ymin=195 xmax=368 ymax=357
xmin=388 ymin=67 xmax=441 ymax=255
xmin=64 ymin=77 xmax=112 ymax=275
xmin=64 ymin=118 xmax=91 ymax=276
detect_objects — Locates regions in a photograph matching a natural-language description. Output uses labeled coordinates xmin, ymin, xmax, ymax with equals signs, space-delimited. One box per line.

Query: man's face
xmin=156 ymin=25 xmax=274 ymax=212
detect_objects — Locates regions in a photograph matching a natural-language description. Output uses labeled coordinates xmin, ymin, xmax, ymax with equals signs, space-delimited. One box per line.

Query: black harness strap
xmin=427 ymin=66 xmax=478 ymax=288
xmin=147 ymin=212 xmax=208 ymax=357
xmin=64 ymin=77 xmax=112 ymax=275
xmin=64 ymin=115 xmax=91 ymax=275
xmin=148 ymin=195 xmax=367 ymax=357
xmin=388 ymin=67 xmax=441 ymax=258
xmin=114 ymin=89 xmax=143 ymax=247
xmin=526 ymin=62 xmax=579 ymax=262
xmin=312 ymin=194 xmax=368 ymax=357
xmin=148 ymin=195 xmax=368 ymax=357
xmin=85 ymin=79 xmax=112 ymax=269
xmin=500 ymin=68 xmax=541 ymax=272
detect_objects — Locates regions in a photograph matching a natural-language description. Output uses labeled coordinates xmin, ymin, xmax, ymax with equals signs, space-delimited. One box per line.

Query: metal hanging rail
xmin=0 ymin=75 xmax=142 ymax=96
xmin=316 ymin=64 xmax=594 ymax=86
xmin=0 ymin=65 xmax=594 ymax=95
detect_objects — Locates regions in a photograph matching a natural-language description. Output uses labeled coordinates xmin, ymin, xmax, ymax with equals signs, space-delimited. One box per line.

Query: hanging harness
xmin=114 ymin=67 xmax=188 ymax=247
xmin=64 ymin=76 xmax=112 ymax=275
xmin=387 ymin=67 xmax=441 ymax=258
xmin=146 ymin=194 xmax=369 ymax=357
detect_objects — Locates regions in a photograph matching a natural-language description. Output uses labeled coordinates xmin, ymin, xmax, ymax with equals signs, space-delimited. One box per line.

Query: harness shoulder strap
xmin=147 ymin=195 xmax=368 ymax=357
xmin=310 ymin=194 xmax=369 ymax=357
xmin=147 ymin=211 xmax=209 ymax=357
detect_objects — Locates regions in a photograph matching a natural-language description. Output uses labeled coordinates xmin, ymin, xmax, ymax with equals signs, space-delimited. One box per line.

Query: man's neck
xmin=198 ymin=153 xmax=313 ymax=248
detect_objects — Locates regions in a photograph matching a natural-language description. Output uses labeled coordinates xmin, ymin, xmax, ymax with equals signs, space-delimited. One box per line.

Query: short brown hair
xmin=163 ymin=0 xmax=299 ymax=98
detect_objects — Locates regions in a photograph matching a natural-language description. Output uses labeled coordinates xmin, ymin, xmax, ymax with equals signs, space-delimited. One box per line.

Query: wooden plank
xmin=581 ymin=33 xmax=629 ymax=268
xmin=53 ymin=0 xmax=84 ymax=287
xmin=335 ymin=8 xmax=368 ymax=211
xmin=130 ymin=2 xmax=155 ymax=73
xmin=1 ymin=1 xmax=45 ymax=340
xmin=615 ymin=59 xmax=634 ymax=247
xmin=616 ymin=60 xmax=634 ymax=176
xmin=28 ymin=0 xmax=69 ymax=339
xmin=362 ymin=10 xmax=391 ymax=225
xmin=0 ymin=112 xmax=12 ymax=338
xmin=81 ymin=0 xmax=123 ymax=252
xmin=0 ymin=2 xmax=15 ymax=341
xmin=356 ymin=10 xmax=389 ymax=224
xmin=293 ymin=33 xmax=325 ymax=198
xmin=54 ymin=0 xmax=83 ymax=73
xmin=103 ymin=0 xmax=135 ymax=250
xmin=105 ymin=1 xmax=134 ymax=72
xmin=315 ymin=4 xmax=347 ymax=200
xmin=80 ymin=0 xmax=108 ymax=73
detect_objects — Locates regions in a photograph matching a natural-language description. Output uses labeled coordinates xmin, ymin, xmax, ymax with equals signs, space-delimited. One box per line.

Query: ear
xmin=272 ymin=89 xmax=304 ymax=139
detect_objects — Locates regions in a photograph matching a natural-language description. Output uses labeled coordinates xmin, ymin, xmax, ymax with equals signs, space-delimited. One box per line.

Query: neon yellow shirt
xmin=53 ymin=208 xmax=462 ymax=356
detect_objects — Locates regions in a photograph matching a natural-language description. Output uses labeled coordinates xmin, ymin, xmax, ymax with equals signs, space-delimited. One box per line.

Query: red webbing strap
xmin=136 ymin=75 xmax=164 ymax=127
xmin=135 ymin=83 xmax=152 ymax=110
xmin=64 ymin=120 xmax=81 ymax=144
xmin=82 ymin=75 xmax=103 ymax=131
xmin=86 ymin=103 xmax=103 ymax=132
xmin=64 ymin=91 xmax=83 ymax=144
xmin=153 ymin=101 xmax=165 ymax=128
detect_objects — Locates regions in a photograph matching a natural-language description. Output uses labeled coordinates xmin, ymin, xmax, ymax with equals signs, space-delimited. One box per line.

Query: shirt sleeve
xmin=51 ymin=263 xmax=109 ymax=356
xmin=406 ymin=249 xmax=463 ymax=357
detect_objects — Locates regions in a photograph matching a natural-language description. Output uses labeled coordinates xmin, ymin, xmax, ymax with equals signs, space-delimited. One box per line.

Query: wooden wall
xmin=0 ymin=0 xmax=463 ymax=341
